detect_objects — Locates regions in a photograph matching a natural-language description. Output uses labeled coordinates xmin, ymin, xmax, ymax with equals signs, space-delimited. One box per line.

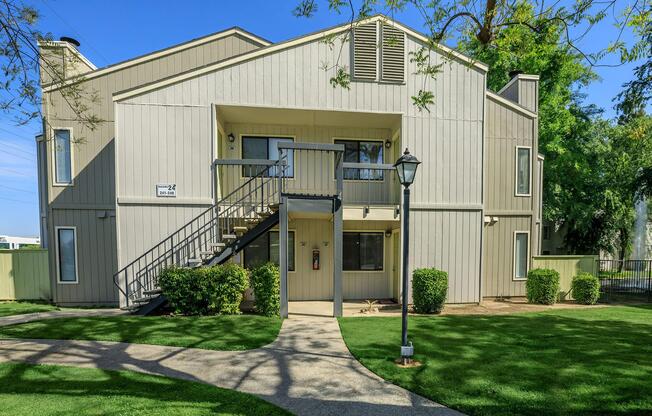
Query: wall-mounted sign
xmin=156 ymin=184 xmax=176 ymax=197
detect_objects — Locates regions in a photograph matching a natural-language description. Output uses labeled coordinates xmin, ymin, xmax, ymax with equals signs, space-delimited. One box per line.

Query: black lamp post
xmin=393 ymin=148 xmax=421 ymax=365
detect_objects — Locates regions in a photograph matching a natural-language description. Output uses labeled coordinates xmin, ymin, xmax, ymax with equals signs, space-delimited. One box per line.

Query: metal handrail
xmin=113 ymin=159 xmax=284 ymax=307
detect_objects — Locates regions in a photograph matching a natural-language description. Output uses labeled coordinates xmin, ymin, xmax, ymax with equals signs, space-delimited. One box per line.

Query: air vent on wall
xmin=352 ymin=23 xmax=378 ymax=81
xmin=380 ymin=23 xmax=405 ymax=83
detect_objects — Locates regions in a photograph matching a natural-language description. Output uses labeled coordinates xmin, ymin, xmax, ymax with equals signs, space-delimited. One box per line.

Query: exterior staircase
xmin=113 ymin=160 xmax=285 ymax=315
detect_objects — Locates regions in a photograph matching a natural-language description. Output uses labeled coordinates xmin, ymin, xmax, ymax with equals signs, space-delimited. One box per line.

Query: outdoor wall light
xmin=385 ymin=230 xmax=392 ymax=238
xmin=385 ymin=140 xmax=392 ymax=149
xmin=227 ymin=133 xmax=236 ymax=143
xmin=323 ymin=241 xmax=329 ymax=247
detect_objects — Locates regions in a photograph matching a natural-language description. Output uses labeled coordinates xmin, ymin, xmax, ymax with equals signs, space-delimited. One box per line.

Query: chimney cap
xmin=59 ymin=36 xmax=80 ymax=47
xmin=509 ymin=69 xmax=524 ymax=79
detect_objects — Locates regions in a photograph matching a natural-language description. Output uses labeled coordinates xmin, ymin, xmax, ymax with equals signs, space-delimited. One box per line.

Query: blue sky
xmin=0 ymin=0 xmax=646 ymax=237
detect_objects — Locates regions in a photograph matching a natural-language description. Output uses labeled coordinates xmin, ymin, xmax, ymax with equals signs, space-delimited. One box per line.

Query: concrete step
xmin=143 ymin=288 xmax=162 ymax=296
xmin=132 ymin=295 xmax=156 ymax=304
xmin=210 ymin=242 xmax=226 ymax=249
xmin=222 ymin=234 xmax=237 ymax=240
xmin=199 ymin=250 xmax=214 ymax=256
xmin=233 ymin=226 xmax=248 ymax=234
xmin=187 ymin=258 xmax=203 ymax=267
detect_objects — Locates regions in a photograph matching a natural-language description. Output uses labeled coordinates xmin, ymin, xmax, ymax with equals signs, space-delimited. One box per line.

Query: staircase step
xmin=222 ymin=234 xmax=237 ymax=240
xmin=187 ymin=258 xmax=203 ymax=267
xmin=268 ymin=203 xmax=279 ymax=211
xmin=132 ymin=295 xmax=156 ymax=304
xmin=244 ymin=218 xmax=260 ymax=224
xmin=199 ymin=250 xmax=214 ymax=256
xmin=233 ymin=226 xmax=248 ymax=234
xmin=143 ymin=288 xmax=162 ymax=296
xmin=210 ymin=242 xmax=226 ymax=248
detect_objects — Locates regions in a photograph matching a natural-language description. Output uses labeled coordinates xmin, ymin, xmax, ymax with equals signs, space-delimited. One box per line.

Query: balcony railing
xmin=215 ymin=152 xmax=399 ymax=206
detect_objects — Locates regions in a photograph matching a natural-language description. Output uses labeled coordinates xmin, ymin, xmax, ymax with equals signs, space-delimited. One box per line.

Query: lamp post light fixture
xmin=393 ymin=148 xmax=421 ymax=365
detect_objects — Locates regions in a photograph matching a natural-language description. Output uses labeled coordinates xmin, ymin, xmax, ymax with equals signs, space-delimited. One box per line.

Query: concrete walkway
xmin=0 ymin=315 xmax=461 ymax=416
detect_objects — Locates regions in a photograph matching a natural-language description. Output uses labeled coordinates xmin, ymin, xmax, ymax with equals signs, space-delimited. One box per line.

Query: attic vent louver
xmin=352 ymin=23 xmax=378 ymax=81
xmin=380 ymin=23 xmax=405 ymax=83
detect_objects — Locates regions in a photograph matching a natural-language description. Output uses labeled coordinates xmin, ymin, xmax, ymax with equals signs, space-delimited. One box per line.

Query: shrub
xmin=249 ymin=263 xmax=280 ymax=317
xmin=526 ymin=268 xmax=560 ymax=305
xmin=412 ymin=268 xmax=448 ymax=314
xmin=158 ymin=263 xmax=248 ymax=315
xmin=571 ymin=272 xmax=600 ymax=305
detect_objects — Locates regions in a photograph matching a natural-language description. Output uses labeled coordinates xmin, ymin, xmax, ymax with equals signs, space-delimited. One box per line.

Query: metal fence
xmin=597 ymin=259 xmax=652 ymax=303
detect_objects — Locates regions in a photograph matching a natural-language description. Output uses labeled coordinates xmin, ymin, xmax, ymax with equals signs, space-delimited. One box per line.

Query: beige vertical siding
xmin=0 ymin=250 xmax=50 ymax=300
xmin=119 ymin=33 xmax=486 ymax=303
xmin=482 ymin=216 xmax=531 ymax=297
xmin=41 ymin=33 xmax=262 ymax=304
xmin=49 ymin=209 xmax=118 ymax=305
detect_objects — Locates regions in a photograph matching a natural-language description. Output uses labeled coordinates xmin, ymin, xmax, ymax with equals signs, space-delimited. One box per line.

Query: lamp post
xmin=393 ymin=148 xmax=421 ymax=365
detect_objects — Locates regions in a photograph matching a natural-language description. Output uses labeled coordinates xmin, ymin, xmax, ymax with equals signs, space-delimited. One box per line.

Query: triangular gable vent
xmin=352 ymin=23 xmax=378 ymax=81
xmin=380 ymin=23 xmax=405 ymax=83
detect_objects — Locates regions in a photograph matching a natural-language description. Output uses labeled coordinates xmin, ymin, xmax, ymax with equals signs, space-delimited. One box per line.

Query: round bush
xmin=526 ymin=268 xmax=560 ymax=305
xmin=249 ymin=263 xmax=280 ymax=317
xmin=412 ymin=268 xmax=448 ymax=314
xmin=159 ymin=263 xmax=248 ymax=315
xmin=571 ymin=272 xmax=600 ymax=305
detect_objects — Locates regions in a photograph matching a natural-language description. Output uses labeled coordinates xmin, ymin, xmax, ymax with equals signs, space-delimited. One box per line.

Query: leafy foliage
xmin=571 ymin=272 xmax=601 ymax=304
xmin=249 ymin=262 xmax=281 ymax=317
xmin=159 ymin=264 xmax=248 ymax=316
xmin=526 ymin=268 xmax=560 ymax=305
xmin=0 ymin=0 xmax=103 ymax=134
xmin=412 ymin=268 xmax=448 ymax=314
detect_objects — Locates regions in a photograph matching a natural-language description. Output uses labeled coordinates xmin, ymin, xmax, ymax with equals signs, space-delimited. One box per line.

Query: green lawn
xmin=0 ymin=362 xmax=289 ymax=416
xmin=0 ymin=314 xmax=282 ymax=351
xmin=339 ymin=305 xmax=652 ymax=416
xmin=0 ymin=301 xmax=59 ymax=317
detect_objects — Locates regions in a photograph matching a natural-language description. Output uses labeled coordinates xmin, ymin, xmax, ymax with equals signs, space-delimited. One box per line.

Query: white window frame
xmin=51 ymin=127 xmax=74 ymax=186
xmin=513 ymin=230 xmax=530 ymax=281
xmin=515 ymin=146 xmax=531 ymax=197
xmin=55 ymin=226 xmax=79 ymax=284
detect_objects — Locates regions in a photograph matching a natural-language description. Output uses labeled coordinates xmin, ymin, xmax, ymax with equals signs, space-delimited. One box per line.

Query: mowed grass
xmin=0 ymin=362 xmax=290 ymax=416
xmin=0 ymin=301 xmax=58 ymax=317
xmin=339 ymin=305 xmax=652 ymax=416
xmin=0 ymin=314 xmax=282 ymax=351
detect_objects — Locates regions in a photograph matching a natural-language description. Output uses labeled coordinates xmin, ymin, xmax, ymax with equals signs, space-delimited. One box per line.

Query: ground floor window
xmin=56 ymin=227 xmax=78 ymax=283
xmin=244 ymin=231 xmax=295 ymax=271
xmin=343 ymin=232 xmax=383 ymax=271
xmin=514 ymin=231 xmax=529 ymax=280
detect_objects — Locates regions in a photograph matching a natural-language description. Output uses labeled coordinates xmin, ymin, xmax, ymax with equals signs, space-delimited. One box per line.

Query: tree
xmin=0 ymin=0 xmax=101 ymax=138
xmin=295 ymin=0 xmax=650 ymax=110
xmin=616 ymin=19 xmax=651 ymax=123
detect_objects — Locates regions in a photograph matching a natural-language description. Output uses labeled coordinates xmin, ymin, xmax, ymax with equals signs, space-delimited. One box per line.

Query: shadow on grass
xmin=0 ymin=362 xmax=290 ymax=415
xmin=339 ymin=306 xmax=652 ymax=416
xmin=0 ymin=314 xmax=283 ymax=351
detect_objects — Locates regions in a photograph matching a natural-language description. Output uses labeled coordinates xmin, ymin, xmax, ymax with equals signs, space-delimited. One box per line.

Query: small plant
xmin=412 ymin=268 xmax=448 ymax=314
xmin=360 ymin=299 xmax=378 ymax=314
xmin=159 ymin=263 xmax=248 ymax=315
xmin=571 ymin=272 xmax=600 ymax=305
xmin=249 ymin=263 xmax=280 ymax=317
xmin=526 ymin=268 xmax=560 ymax=305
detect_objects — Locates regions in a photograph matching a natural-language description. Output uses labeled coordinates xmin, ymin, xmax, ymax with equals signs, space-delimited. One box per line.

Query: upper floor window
xmin=241 ymin=135 xmax=294 ymax=178
xmin=515 ymin=146 xmax=531 ymax=196
xmin=335 ymin=139 xmax=384 ymax=180
xmin=54 ymin=129 xmax=72 ymax=185
xmin=352 ymin=22 xmax=405 ymax=83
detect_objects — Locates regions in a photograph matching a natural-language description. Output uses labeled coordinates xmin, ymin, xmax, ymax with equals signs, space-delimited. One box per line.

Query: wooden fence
xmin=0 ymin=249 xmax=50 ymax=301
xmin=531 ymin=255 xmax=599 ymax=301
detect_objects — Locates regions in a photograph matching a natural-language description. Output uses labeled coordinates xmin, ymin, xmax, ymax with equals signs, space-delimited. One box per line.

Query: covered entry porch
xmin=214 ymin=105 xmax=403 ymax=317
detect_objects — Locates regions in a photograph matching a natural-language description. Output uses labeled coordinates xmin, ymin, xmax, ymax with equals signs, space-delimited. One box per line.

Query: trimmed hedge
xmin=412 ymin=268 xmax=448 ymax=314
xmin=572 ymin=272 xmax=600 ymax=305
xmin=526 ymin=268 xmax=560 ymax=305
xmin=159 ymin=263 xmax=248 ymax=315
xmin=250 ymin=263 xmax=280 ymax=317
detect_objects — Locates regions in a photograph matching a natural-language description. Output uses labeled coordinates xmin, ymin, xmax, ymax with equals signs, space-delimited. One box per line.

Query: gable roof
xmin=42 ymin=27 xmax=270 ymax=91
xmin=110 ymin=14 xmax=489 ymax=102
xmin=486 ymin=91 xmax=538 ymax=119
